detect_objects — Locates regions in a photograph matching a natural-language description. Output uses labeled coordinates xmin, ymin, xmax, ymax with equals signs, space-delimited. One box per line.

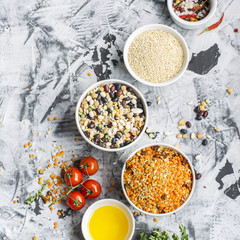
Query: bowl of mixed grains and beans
xmin=122 ymin=144 xmax=195 ymax=216
xmin=123 ymin=24 xmax=189 ymax=87
xmin=167 ymin=0 xmax=217 ymax=29
xmin=75 ymin=80 xmax=148 ymax=152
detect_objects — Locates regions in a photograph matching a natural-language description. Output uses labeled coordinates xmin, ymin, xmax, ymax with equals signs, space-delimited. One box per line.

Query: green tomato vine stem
xmin=48 ymin=165 xmax=89 ymax=208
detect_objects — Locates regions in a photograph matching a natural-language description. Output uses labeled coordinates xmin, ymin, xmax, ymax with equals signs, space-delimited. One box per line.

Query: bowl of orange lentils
xmin=121 ymin=143 xmax=195 ymax=216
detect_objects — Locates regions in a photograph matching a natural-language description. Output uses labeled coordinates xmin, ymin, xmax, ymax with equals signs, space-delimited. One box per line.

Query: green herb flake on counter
xmin=139 ymin=225 xmax=188 ymax=240
xmin=25 ymin=181 xmax=49 ymax=205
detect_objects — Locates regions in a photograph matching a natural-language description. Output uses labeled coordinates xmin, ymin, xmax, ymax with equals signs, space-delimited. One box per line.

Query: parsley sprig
xmin=139 ymin=225 xmax=188 ymax=240
xmin=25 ymin=181 xmax=49 ymax=205
xmin=25 ymin=164 xmax=91 ymax=207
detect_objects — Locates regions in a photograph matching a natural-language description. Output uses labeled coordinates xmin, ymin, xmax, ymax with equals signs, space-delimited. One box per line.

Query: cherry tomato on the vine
xmin=66 ymin=191 xmax=85 ymax=210
xmin=80 ymin=157 xmax=98 ymax=176
xmin=64 ymin=168 xmax=83 ymax=187
xmin=81 ymin=179 xmax=101 ymax=198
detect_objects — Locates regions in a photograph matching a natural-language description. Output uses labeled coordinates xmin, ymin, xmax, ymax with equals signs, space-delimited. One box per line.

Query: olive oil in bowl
xmin=88 ymin=206 xmax=129 ymax=240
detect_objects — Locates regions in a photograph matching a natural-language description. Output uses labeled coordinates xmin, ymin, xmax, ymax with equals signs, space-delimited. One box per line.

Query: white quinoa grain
xmin=128 ymin=30 xmax=184 ymax=83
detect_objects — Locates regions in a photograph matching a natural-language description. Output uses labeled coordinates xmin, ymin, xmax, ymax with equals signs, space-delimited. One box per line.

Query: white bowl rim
xmin=121 ymin=143 xmax=196 ymax=216
xmin=81 ymin=198 xmax=135 ymax=240
xmin=75 ymin=79 xmax=149 ymax=152
xmin=123 ymin=24 xmax=189 ymax=87
xmin=167 ymin=0 xmax=217 ymax=27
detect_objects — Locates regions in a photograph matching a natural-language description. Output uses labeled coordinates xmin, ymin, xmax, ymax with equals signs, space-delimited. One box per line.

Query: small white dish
xmin=167 ymin=0 xmax=217 ymax=29
xmin=75 ymin=79 xmax=148 ymax=152
xmin=121 ymin=143 xmax=196 ymax=217
xmin=123 ymin=24 xmax=189 ymax=87
xmin=81 ymin=199 xmax=135 ymax=240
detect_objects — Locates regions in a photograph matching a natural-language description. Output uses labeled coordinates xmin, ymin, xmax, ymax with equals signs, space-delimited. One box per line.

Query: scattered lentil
xmin=227 ymin=88 xmax=232 ymax=94
xmin=111 ymin=182 xmax=115 ymax=187
xmin=154 ymin=218 xmax=158 ymax=222
xmin=214 ymin=127 xmax=219 ymax=132
xmin=197 ymin=133 xmax=203 ymax=139
xmin=88 ymin=72 xmax=92 ymax=76
xmin=54 ymin=116 xmax=58 ymax=120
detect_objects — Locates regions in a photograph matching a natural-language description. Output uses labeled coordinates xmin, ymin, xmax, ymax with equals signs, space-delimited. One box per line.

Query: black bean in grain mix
xmin=78 ymin=83 xmax=146 ymax=149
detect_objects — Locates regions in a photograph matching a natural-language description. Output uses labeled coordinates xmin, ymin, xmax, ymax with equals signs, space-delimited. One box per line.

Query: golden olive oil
xmin=88 ymin=206 xmax=129 ymax=240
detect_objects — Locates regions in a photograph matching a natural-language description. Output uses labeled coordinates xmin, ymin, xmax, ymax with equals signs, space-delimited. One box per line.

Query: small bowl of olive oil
xmin=81 ymin=199 xmax=135 ymax=240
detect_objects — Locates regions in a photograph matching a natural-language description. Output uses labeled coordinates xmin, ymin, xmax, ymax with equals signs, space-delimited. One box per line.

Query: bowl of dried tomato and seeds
xmin=75 ymin=80 xmax=148 ymax=152
xmin=167 ymin=0 xmax=217 ymax=29
xmin=122 ymin=143 xmax=195 ymax=216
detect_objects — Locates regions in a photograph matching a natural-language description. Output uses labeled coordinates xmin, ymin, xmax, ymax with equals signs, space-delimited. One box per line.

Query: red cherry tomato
xmin=80 ymin=157 xmax=98 ymax=176
xmin=81 ymin=179 xmax=101 ymax=198
xmin=64 ymin=168 xmax=83 ymax=187
xmin=66 ymin=191 xmax=85 ymax=210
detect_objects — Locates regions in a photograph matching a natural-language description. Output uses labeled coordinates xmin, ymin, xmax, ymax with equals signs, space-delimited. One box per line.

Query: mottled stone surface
xmin=0 ymin=0 xmax=240 ymax=239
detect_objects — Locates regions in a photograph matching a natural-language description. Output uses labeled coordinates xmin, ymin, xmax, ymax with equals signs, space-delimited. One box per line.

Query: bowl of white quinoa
xmin=75 ymin=79 xmax=148 ymax=152
xmin=123 ymin=24 xmax=189 ymax=87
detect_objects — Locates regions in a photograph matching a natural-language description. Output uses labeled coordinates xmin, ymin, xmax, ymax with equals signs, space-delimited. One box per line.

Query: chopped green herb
xmin=139 ymin=225 xmax=188 ymax=240
xmin=25 ymin=181 xmax=49 ymax=205
xmin=179 ymin=225 xmax=188 ymax=240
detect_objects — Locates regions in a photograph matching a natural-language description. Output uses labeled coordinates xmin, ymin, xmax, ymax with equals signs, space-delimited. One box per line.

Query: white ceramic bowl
xmin=121 ymin=143 xmax=196 ymax=216
xmin=123 ymin=24 xmax=189 ymax=87
xmin=75 ymin=79 xmax=148 ymax=152
xmin=81 ymin=199 xmax=135 ymax=240
xmin=167 ymin=0 xmax=217 ymax=29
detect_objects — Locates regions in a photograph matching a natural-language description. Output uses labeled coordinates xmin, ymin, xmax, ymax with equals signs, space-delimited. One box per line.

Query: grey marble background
xmin=0 ymin=0 xmax=240 ymax=239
